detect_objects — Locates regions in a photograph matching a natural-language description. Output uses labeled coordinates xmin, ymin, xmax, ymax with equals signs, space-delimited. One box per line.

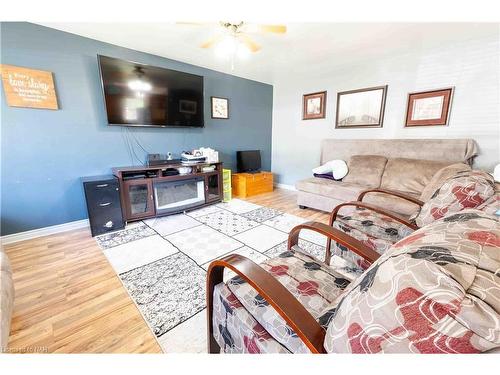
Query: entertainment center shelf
xmin=112 ymin=162 xmax=223 ymax=222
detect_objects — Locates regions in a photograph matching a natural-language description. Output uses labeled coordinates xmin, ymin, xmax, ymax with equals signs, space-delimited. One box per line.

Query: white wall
xmin=272 ymin=30 xmax=500 ymax=186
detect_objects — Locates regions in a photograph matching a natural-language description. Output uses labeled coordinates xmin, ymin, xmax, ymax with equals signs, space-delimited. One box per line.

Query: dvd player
xmin=147 ymin=154 xmax=181 ymax=166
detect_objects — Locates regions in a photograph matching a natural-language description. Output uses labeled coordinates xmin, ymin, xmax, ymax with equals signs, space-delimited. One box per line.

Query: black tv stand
xmin=112 ymin=162 xmax=223 ymax=222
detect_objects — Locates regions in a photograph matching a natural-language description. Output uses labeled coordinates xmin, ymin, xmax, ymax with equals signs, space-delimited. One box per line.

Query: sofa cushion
xmin=323 ymin=209 xmax=500 ymax=353
xmin=362 ymin=191 xmax=422 ymax=217
xmin=295 ymin=177 xmax=368 ymax=202
xmin=342 ymin=155 xmax=388 ymax=188
xmin=332 ymin=208 xmax=415 ymax=273
xmin=212 ymin=283 xmax=291 ymax=353
xmin=213 ymin=249 xmax=356 ymax=353
xmin=420 ymin=163 xmax=472 ymax=202
xmin=380 ymin=158 xmax=452 ymax=195
xmin=415 ymin=170 xmax=495 ymax=227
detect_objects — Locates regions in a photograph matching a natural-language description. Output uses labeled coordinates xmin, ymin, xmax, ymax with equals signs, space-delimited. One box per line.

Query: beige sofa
xmin=1 ymin=246 xmax=14 ymax=351
xmin=296 ymin=139 xmax=479 ymax=216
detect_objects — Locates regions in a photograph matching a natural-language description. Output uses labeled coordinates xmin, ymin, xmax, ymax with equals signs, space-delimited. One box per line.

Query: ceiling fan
xmin=179 ymin=21 xmax=287 ymax=54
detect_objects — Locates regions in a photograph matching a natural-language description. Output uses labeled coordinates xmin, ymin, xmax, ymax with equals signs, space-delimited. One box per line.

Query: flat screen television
xmin=98 ymin=55 xmax=204 ymax=128
xmin=237 ymin=150 xmax=262 ymax=173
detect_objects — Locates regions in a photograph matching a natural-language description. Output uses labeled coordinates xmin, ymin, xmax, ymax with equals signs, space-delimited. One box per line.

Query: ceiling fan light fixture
xmin=236 ymin=41 xmax=251 ymax=59
xmin=214 ymin=34 xmax=238 ymax=57
xmin=213 ymin=33 xmax=252 ymax=60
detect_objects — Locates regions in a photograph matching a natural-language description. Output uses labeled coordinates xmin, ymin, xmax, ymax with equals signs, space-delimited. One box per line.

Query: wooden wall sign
xmin=1 ymin=64 xmax=59 ymax=110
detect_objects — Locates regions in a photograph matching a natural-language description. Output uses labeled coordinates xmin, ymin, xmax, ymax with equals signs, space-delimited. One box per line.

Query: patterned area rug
xmin=95 ymin=199 xmax=332 ymax=353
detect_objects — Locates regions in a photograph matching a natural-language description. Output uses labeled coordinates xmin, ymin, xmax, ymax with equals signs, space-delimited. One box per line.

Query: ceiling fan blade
xmin=200 ymin=35 xmax=223 ymax=49
xmin=258 ymin=24 xmax=287 ymax=34
xmin=176 ymin=21 xmax=211 ymax=26
xmin=177 ymin=21 xmax=222 ymax=32
xmin=239 ymin=35 xmax=261 ymax=52
xmin=243 ymin=24 xmax=287 ymax=34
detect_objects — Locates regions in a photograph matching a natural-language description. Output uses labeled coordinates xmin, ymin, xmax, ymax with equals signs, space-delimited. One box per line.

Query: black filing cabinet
xmin=82 ymin=175 xmax=125 ymax=237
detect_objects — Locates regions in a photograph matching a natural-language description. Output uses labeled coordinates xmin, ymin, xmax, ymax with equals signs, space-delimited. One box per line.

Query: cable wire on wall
xmin=121 ymin=127 xmax=134 ymax=165
xmin=127 ymin=127 xmax=150 ymax=155
xmin=121 ymin=127 xmax=145 ymax=166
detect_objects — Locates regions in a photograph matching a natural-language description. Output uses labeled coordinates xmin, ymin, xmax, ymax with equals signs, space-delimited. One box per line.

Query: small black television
xmin=98 ymin=55 xmax=204 ymax=128
xmin=237 ymin=150 xmax=262 ymax=173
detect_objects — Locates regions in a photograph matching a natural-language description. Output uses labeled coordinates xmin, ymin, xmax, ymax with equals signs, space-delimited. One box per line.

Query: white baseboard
xmin=1 ymin=184 xmax=296 ymax=244
xmin=274 ymin=183 xmax=297 ymax=191
xmin=1 ymin=219 xmax=90 ymax=245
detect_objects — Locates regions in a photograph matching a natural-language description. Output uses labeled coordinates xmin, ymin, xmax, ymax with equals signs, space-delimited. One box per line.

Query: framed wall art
xmin=405 ymin=87 xmax=453 ymax=127
xmin=302 ymin=91 xmax=327 ymax=120
xmin=211 ymin=96 xmax=229 ymax=119
xmin=335 ymin=85 xmax=387 ymax=128
xmin=1 ymin=64 xmax=59 ymax=110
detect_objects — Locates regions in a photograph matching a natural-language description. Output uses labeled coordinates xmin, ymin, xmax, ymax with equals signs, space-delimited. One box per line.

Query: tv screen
xmin=98 ymin=55 xmax=204 ymax=128
xmin=237 ymin=150 xmax=262 ymax=173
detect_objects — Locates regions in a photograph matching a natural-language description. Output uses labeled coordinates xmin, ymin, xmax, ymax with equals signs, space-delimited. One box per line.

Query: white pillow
xmin=312 ymin=160 xmax=348 ymax=180
xmin=312 ymin=163 xmax=333 ymax=174
xmin=330 ymin=160 xmax=348 ymax=179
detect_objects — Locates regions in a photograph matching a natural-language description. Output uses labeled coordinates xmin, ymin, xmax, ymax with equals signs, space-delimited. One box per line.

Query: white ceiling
xmin=37 ymin=22 xmax=497 ymax=84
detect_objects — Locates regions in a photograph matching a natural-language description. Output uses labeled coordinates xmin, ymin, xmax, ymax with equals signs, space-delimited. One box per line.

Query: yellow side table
xmin=232 ymin=171 xmax=273 ymax=198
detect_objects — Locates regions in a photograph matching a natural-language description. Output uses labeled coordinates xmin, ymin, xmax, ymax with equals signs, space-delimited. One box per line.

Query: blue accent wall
xmin=0 ymin=22 xmax=273 ymax=235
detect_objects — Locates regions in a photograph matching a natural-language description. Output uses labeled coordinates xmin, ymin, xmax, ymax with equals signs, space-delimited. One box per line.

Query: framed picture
xmin=335 ymin=85 xmax=387 ymax=128
xmin=405 ymin=87 xmax=453 ymax=127
xmin=211 ymin=96 xmax=229 ymax=119
xmin=302 ymin=91 xmax=327 ymax=120
xmin=179 ymin=99 xmax=197 ymax=114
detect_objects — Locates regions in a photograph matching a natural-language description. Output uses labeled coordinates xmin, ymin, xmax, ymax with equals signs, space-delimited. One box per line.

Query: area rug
xmin=94 ymin=199 xmax=330 ymax=353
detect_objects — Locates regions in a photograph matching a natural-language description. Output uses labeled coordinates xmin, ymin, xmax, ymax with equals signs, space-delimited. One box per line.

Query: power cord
xmin=122 ymin=127 xmax=144 ymax=165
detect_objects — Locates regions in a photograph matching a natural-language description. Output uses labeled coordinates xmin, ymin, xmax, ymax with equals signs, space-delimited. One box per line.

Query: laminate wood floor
xmin=4 ymin=188 xmax=329 ymax=353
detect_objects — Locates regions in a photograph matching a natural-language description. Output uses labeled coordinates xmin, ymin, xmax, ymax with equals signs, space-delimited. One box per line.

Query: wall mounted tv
xmin=98 ymin=55 xmax=204 ymax=128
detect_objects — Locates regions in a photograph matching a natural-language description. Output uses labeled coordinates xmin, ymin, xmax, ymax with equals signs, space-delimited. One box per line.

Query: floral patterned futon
xmin=414 ymin=170 xmax=495 ymax=227
xmin=324 ymin=209 xmax=500 ymax=353
xmin=211 ymin=167 xmax=499 ymax=354
xmin=332 ymin=208 xmax=414 ymax=271
xmin=212 ymin=209 xmax=499 ymax=353
xmin=212 ymin=249 xmax=357 ymax=353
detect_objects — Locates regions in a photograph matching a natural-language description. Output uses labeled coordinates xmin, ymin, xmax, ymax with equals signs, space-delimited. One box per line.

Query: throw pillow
xmin=342 ymin=155 xmax=388 ymax=187
xmin=312 ymin=160 xmax=348 ymax=180
xmin=312 ymin=163 xmax=332 ymax=175
xmin=330 ymin=160 xmax=349 ymax=180
xmin=380 ymin=158 xmax=452 ymax=196
xmin=415 ymin=170 xmax=495 ymax=227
